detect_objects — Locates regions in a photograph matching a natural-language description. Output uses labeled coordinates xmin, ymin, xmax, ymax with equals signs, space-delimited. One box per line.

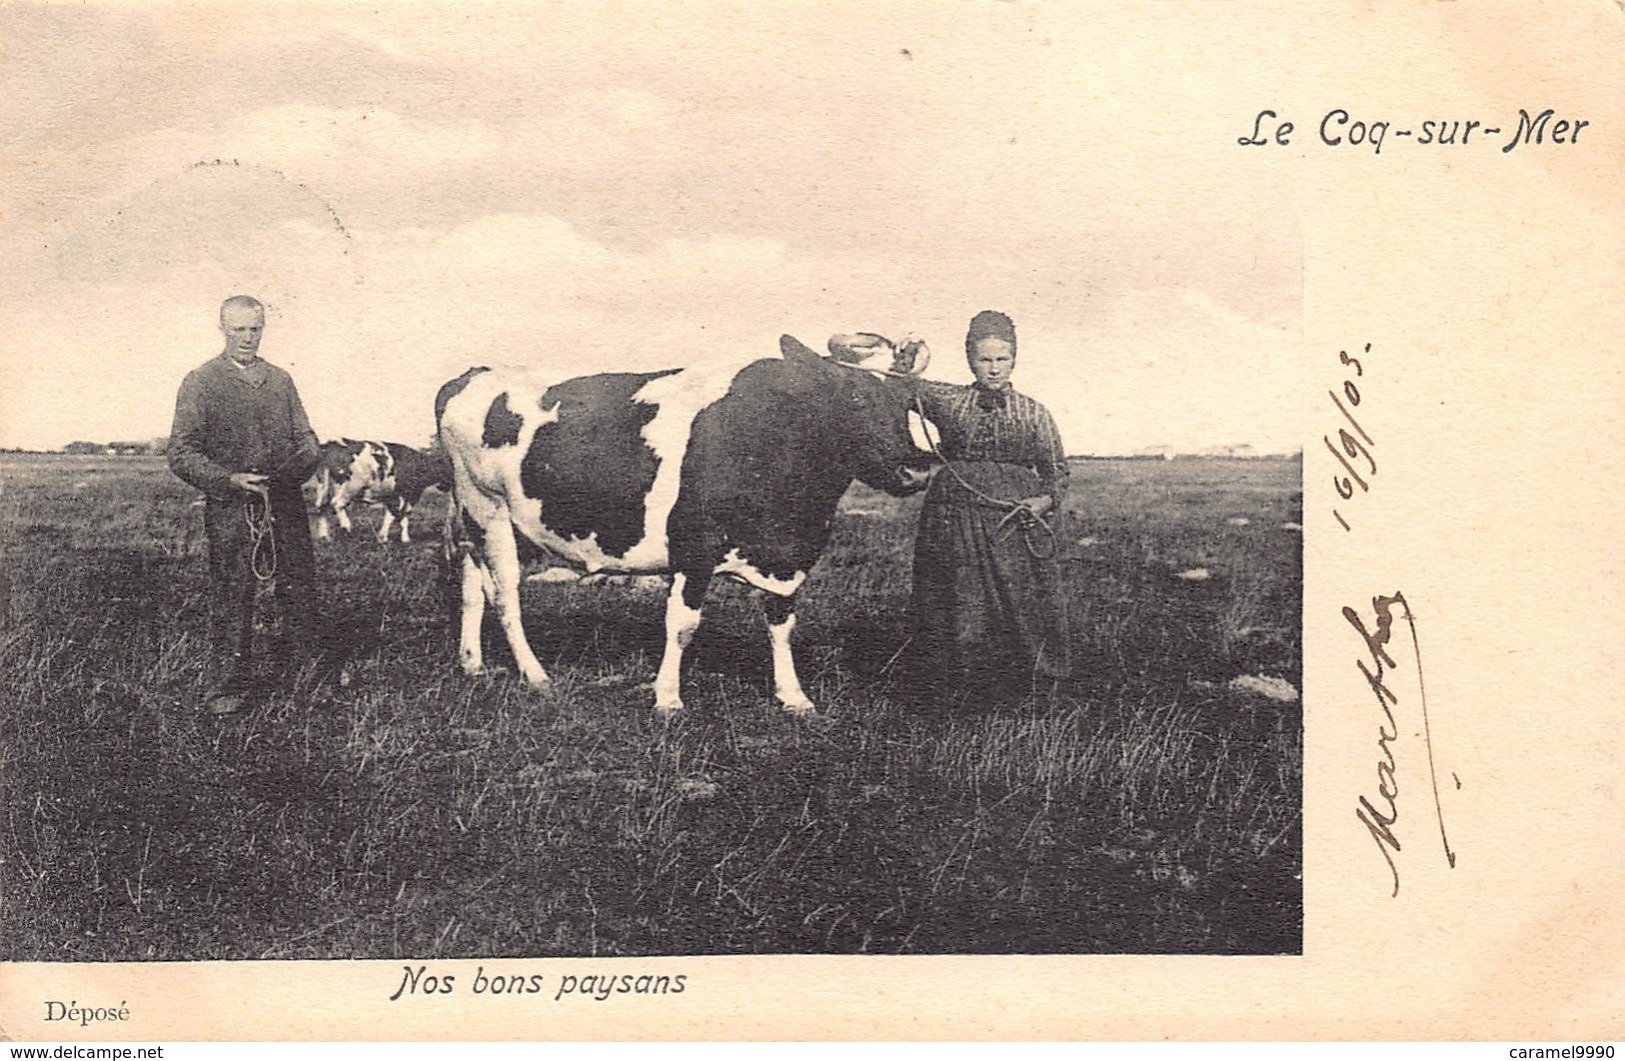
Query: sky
xmin=1 ymin=2 xmax=1304 ymax=455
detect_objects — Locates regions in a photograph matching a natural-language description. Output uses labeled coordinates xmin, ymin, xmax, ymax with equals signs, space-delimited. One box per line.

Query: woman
xmin=907 ymin=310 xmax=1072 ymax=706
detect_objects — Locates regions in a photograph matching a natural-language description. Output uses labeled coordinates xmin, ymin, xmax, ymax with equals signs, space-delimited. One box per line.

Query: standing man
xmin=168 ymin=295 xmax=323 ymax=715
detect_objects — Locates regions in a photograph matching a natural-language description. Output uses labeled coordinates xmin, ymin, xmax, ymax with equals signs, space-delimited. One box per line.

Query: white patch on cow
xmin=322 ymin=443 xmax=382 ymax=538
xmin=621 ymin=356 xmax=768 ymax=570
xmin=767 ymin=612 xmax=815 ymax=714
xmin=712 ymin=548 xmax=805 ymax=596
xmin=907 ymin=408 xmax=941 ymax=454
xmin=653 ymin=573 xmax=702 ymax=714
xmin=442 ymin=353 xmax=768 ymax=575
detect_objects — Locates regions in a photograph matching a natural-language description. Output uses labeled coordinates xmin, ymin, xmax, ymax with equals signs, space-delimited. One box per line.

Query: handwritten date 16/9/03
xmin=1327 ymin=343 xmax=1373 ymax=532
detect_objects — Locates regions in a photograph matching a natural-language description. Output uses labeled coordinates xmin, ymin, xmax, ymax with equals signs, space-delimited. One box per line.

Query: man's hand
xmin=1018 ymin=494 xmax=1054 ymax=518
xmin=229 ymin=472 xmax=269 ymax=499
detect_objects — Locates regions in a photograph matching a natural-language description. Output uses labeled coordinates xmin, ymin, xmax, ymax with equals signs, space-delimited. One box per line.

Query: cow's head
xmin=780 ymin=334 xmax=940 ymax=497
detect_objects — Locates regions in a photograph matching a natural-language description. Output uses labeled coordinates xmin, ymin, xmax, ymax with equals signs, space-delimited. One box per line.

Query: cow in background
xmin=309 ymin=439 xmax=450 ymax=543
xmin=309 ymin=440 xmax=382 ymax=541
xmin=434 ymin=333 xmax=937 ymax=715
xmin=375 ymin=441 xmax=452 ymax=543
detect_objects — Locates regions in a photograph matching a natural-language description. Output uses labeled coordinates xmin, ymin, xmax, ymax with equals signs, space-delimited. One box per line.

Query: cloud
xmin=1 ymin=6 xmax=1305 ymax=454
xmin=1 ymin=196 xmax=1300 ymax=456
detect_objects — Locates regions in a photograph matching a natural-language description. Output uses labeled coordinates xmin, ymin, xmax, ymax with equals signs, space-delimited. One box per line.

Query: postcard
xmin=0 ymin=0 xmax=1619 ymax=1042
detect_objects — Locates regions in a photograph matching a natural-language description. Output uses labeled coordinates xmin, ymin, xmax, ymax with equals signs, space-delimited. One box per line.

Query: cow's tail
xmin=434 ymin=368 xmax=488 ymax=632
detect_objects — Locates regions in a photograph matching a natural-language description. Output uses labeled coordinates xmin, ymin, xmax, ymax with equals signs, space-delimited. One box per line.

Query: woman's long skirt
xmin=907 ymin=460 xmax=1071 ymax=707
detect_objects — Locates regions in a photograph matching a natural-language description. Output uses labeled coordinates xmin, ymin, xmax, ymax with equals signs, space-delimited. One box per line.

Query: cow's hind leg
xmin=763 ymin=593 xmax=816 ymax=715
xmin=458 ymin=546 xmax=493 ymax=676
xmin=484 ymin=513 xmax=549 ymax=687
xmin=653 ymin=572 xmax=706 ymax=715
xmin=398 ymin=501 xmax=413 ymax=544
xmin=377 ymin=505 xmax=396 ymax=543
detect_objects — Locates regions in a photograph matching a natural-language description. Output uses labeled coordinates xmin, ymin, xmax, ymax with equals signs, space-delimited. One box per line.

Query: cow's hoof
xmin=778 ymin=696 xmax=818 ymax=716
xmin=655 ymin=700 xmax=684 ymax=718
xmin=459 ymin=658 xmax=484 ymax=678
xmin=522 ymin=674 xmax=552 ymax=690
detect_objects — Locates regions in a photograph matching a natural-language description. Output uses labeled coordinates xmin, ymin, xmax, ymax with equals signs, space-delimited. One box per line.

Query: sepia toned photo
xmin=1 ymin=1 xmax=1301 ymax=965
xmin=2 ymin=0 xmax=1621 ymax=1044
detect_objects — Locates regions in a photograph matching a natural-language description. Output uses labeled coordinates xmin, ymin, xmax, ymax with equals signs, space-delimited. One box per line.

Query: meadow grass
xmin=0 ymin=454 xmax=1301 ymax=959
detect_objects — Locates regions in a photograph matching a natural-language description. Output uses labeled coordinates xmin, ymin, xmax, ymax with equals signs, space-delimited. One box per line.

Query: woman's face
xmin=968 ymin=337 xmax=1016 ymax=390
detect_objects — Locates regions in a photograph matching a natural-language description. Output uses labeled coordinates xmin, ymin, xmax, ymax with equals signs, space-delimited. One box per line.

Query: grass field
xmin=0 ymin=452 xmax=1301 ymax=960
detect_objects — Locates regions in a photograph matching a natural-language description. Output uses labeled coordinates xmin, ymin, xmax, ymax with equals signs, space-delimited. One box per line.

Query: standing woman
xmin=908 ymin=310 xmax=1072 ymax=705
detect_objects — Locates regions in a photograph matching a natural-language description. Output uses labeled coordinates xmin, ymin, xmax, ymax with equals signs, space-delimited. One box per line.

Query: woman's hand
xmin=1018 ymin=495 xmax=1054 ymax=518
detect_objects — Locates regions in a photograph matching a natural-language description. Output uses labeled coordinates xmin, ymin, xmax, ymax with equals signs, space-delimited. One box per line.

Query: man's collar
xmin=218 ymin=352 xmax=269 ymax=385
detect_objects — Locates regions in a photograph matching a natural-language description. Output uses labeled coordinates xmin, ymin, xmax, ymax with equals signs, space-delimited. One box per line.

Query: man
xmin=168 ymin=295 xmax=323 ymax=715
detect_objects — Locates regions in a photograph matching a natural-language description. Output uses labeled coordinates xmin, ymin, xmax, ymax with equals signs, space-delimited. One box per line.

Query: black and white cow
xmin=310 ymin=439 xmax=450 ymax=543
xmin=375 ymin=441 xmax=453 ymax=543
xmin=309 ymin=439 xmax=385 ymax=541
xmin=434 ymin=334 xmax=937 ymax=714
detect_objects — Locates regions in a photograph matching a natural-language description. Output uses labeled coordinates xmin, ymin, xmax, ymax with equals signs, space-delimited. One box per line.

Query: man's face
xmin=968 ymin=337 xmax=1016 ymax=390
xmin=220 ymin=305 xmax=265 ymax=363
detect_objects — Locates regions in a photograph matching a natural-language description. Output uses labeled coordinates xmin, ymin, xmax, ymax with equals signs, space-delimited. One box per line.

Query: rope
xmin=826 ymin=353 xmax=1060 ymax=559
xmin=244 ymin=493 xmax=277 ymax=582
xmin=922 ymin=404 xmax=1058 ymax=560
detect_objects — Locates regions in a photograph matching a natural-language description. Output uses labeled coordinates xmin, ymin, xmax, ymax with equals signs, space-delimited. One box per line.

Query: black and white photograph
xmin=1 ymin=2 xmax=1311 ymax=970
xmin=6 ymin=0 xmax=1625 ymax=1045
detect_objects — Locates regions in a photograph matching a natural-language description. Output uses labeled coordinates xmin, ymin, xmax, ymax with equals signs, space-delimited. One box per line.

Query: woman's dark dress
xmin=909 ymin=381 xmax=1071 ymax=703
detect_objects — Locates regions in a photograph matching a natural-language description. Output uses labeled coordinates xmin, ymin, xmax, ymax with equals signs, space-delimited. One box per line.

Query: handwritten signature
xmin=1344 ymin=591 xmax=1458 ymax=896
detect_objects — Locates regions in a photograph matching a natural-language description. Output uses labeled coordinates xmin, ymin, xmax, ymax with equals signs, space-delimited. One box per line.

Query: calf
xmin=309 ymin=439 xmax=449 ymax=543
xmin=374 ymin=442 xmax=452 ymax=544
xmin=309 ymin=439 xmax=386 ymax=541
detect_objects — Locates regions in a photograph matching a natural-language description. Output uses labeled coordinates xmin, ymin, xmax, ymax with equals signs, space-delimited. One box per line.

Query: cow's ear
xmin=779 ymin=334 xmax=823 ymax=365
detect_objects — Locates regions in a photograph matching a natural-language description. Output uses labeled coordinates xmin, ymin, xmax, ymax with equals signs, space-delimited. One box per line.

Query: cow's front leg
xmin=335 ymin=501 xmax=355 ymax=535
xmin=653 ymin=572 xmax=706 ymax=715
xmin=398 ymin=504 xmax=413 ymax=544
xmin=762 ymin=593 xmax=816 ymax=714
xmin=315 ymin=512 xmax=332 ymax=541
xmin=377 ymin=506 xmax=397 ymax=543
xmin=484 ymin=515 xmax=549 ymax=687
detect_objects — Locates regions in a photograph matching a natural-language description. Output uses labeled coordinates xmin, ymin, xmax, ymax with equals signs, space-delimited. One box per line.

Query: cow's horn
xmin=897 ymin=335 xmax=931 ymax=376
xmin=828 ymin=332 xmax=892 ymax=364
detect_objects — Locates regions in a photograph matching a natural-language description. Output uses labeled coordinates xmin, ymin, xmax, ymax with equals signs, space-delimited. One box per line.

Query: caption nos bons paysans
xmin=389 ymin=964 xmax=688 ymax=1003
